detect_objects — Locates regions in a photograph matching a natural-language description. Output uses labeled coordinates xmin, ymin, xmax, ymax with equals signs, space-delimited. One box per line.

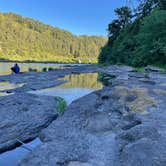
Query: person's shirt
xmin=14 ymin=64 xmax=20 ymax=73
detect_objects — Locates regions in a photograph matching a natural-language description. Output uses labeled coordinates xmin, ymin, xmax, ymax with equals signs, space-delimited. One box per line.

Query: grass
xmin=97 ymin=72 xmax=116 ymax=86
xmin=134 ymin=65 xmax=166 ymax=73
xmin=57 ymin=97 xmax=67 ymax=115
xmin=114 ymin=86 xmax=157 ymax=113
xmin=133 ymin=67 xmax=146 ymax=73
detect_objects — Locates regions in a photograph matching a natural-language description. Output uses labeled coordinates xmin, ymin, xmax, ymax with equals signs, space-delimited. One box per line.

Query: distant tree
xmin=0 ymin=12 xmax=107 ymax=63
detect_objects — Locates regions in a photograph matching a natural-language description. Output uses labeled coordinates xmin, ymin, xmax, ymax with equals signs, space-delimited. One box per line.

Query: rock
xmin=129 ymin=73 xmax=149 ymax=78
xmin=113 ymin=86 xmax=157 ymax=113
xmin=86 ymin=112 xmax=113 ymax=133
xmin=138 ymin=78 xmax=156 ymax=85
xmin=6 ymin=90 xmax=12 ymax=94
xmin=106 ymin=65 xmax=134 ymax=72
xmin=68 ymin=161 xmax=92 ymax=166
xmin=118 ymin=125 xmax=160 ymax=142
xmin=19 ymin=90 xmax=118 ymax=166
xmin=71 ymin=71 xmax=80 ymax=74
xmin=116 ymin=138 xmax=166 ymax=166
xmin=145 ymin=65 xmax=165 ymax=72
xmin=0 ymin=93 xmax=58 ymax=153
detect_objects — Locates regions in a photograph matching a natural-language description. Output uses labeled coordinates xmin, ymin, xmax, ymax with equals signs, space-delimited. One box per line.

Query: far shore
xmin=0 ymin=59 xmax=96 ymax=65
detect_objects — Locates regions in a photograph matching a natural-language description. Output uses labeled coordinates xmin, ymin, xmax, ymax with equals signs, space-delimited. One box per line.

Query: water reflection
xmin=0 ymin=62 xmax=66 ymax=75
xmin=30 ymin=73 xmax=103 ymax=105
xmin=0 ymin=82 xmax=24 ymax=91
xmin=59 ymin=73 xmax=103 ymax=89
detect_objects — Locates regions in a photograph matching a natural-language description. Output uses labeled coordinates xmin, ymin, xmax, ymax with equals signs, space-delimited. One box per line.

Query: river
xmin=0 ymin=62 xmax=86 ymax=75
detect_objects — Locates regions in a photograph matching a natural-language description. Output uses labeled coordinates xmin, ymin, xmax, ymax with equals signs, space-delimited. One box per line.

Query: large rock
xmin=145 ymin=65 xmax=165 ymax=72
xmin=0 ymin=93 xmax=58 ymax=153
xmin=19 ymin=90 xmax=119 ymax=166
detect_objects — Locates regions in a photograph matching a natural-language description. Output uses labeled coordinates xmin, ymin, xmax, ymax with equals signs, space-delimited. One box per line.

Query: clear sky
xmin=0 ymin=0 xmax=132 ymax=36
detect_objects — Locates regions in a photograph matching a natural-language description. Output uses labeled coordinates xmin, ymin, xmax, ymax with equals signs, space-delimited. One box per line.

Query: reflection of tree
xmin=59 ymin=73 xmax=103 ymax=89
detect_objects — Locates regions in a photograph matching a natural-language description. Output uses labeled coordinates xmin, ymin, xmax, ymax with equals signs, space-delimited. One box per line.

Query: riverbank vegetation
xmin=0 ymin=13 xmax=107 ymax=63
xmin=99 ymin=0 xmax=166 ymax=67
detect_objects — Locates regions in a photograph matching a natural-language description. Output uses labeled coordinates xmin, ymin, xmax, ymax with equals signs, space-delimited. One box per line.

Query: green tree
xmin=98 ymin=0 xmax=166 ymax=67
xmin=115 ymin=6 xmax=132 ymax=28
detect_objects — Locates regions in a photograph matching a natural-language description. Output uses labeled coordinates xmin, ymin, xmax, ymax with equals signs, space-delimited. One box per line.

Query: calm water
xmin=0 ymin=62 xmax=85 ymax=75
xmin=0 ymin=82 xmax=25 ymax=96
xmin=0 ymin=82 xmax=24 ymax=91
xmin=30 ymin=73 xmax=103 ymax=105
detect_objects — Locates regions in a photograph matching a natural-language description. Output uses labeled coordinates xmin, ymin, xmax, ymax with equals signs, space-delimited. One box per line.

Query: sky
xmin=0 ymin=0 xmax=133 ymax=36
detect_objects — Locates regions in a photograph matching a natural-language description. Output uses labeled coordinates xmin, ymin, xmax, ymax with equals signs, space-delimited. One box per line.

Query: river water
xmin=0 ymin=62 xmax=85 ymax=75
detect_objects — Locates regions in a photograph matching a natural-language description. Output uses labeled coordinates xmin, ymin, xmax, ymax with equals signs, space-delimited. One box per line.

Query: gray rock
xmin=0 ymin=93 xmax=58 ymax=153
xmin=117 ymin=138 xmax=166 ymax=166
xmin=145 ymin=65 xmax=165 ymax=72
xmin=128 ymin=73 xmax=149 ymax=78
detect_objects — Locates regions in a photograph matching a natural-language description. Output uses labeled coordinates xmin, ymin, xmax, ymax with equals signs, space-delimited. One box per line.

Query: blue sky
xmin=0 ymin=0 xmax=133 ymax=36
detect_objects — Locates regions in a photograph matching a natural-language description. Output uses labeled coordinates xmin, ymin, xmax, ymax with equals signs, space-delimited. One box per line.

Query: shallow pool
xmin=30 ymin=73 xmax=103 ymax=105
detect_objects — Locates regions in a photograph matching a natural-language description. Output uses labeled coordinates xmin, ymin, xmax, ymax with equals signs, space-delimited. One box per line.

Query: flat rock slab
xmin=0 ymin=93 xmax=58 ymax=153
xmin=19 ymin=90 xmax=118 ymax=166
xmin=20 ymin=66 xmax=166 ymax=166
xmin=145 ymin=65 xmax=165 ymax=72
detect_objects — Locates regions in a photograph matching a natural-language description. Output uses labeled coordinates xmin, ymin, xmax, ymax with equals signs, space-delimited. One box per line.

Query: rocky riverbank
xmin=0 ymin=65 xmax=166 ymax=166
xmin=0 ymin=65 xmax=100 ymax=154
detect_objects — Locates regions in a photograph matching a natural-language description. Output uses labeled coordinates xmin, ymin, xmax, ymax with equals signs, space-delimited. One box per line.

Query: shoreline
xmin=0 ymin=59 xmax=96 ymax=65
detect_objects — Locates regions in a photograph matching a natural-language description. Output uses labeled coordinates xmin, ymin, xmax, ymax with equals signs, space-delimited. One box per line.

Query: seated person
xmin=11 ymin=63 xmax=20 ymax=74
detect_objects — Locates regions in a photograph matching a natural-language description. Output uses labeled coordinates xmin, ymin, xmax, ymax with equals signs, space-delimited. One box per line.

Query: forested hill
xmin=0 ymin=13 xmax=107 ymax=63
xmin=99 ymin=0 xmax=166 ymax=67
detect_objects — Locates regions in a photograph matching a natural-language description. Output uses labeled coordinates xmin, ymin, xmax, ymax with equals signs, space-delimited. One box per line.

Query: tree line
xmin=0 ymin=13 xmax=107 ymax=63
xmin=99 ymin=0 xmax=166 ymax=67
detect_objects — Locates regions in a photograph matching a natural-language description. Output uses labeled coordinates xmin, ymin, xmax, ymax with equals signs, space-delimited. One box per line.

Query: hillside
xmin=99 ymin=0 xmax=166 ymax=67
xmin=0 ymin=13 xmax=107 ymax=63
